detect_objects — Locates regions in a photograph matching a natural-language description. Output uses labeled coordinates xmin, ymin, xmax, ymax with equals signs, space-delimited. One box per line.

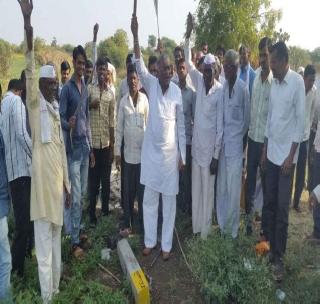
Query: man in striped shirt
xmin=0 ymin=79 xmax=33 ymax=277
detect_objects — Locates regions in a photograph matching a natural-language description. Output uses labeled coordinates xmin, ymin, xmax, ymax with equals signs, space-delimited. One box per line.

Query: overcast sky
xmin=0 ymin=0 xmax=319 ymax=50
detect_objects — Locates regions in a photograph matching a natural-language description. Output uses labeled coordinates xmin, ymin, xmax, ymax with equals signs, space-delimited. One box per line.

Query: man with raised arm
xmin=131 ymin=15 xmax=186 ymax=261
xmin=184 ymin=13 xmax=223 ymax=239
xmin=18 ymin=0 xmax=71 ymax=302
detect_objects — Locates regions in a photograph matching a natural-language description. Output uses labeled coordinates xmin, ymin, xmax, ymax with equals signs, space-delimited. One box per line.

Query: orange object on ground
xmin=255 ymin=241 xmax=270 ymax=256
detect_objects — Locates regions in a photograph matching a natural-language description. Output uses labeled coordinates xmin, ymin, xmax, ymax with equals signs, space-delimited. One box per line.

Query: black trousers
xmin=311 ymin=152 xmax=320 ymax=237
xmin=177 ymin=144 xmax=192 ymax=214
xmin=88 ymin=147 xmax=112 ymax=221
xmin=263 ymin=159 xmax=294 ymax=261
xmin=10 ymin=176 xmax=33 ymax=277
xmin=245 ymin=138 xmax=266 ymax=216
xmin=292 ymin=140 xmax=308 ymax=207
xmin=308 ymin=129 xmax=316 ymax=192
xmin=122 ymin=162 xmax=144 ymax=231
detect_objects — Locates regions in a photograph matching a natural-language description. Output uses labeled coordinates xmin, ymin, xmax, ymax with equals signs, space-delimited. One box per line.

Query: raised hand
xmin=131 ymin=15 xmax=138 ymax=38
xmin=186 ymin=12 xmax=194 ymax=39
xmin=17 ymin=0 xmax=33 ymax=19
xmin=93 ymin=23 xmax=99 ymax=43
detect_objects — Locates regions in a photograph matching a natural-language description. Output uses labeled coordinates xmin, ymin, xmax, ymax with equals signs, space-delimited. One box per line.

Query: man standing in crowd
xmin=115 ymin=64 xmax=149 ymax=235
xmin=18 ymin=0 xmax=71 ymax=301
xmin=0 ymin=78 xmax=32 ymax=278
xmin=88 ymin=56 xmax=115 ymax=227
xmin=185 ymin=13 xmax=223 ymax=238
xmin=292 ymin=65 xmax=317 ymax=213
xmin=261 ymin=41 xmax=305 ymax=281
xmin=174 ymin=57 xmax=195 ymax=215
xmin=59 ymin=60 xmax=71 ymax=97
xmin=131 ymin=14 xmax=186 ymax=260
xmin=60 ymin=45 xmax=95 ymax=258
xmin=84 ymin=60 xmax=94 ymax=85
xmin=0 ymin=128 xmax=12 ymax=302
xmin=238 ymin=45 xmax=256 ymax=98
xmin=245 ymin=37 xmax=273 ymax=235
xmin=216 ymin=49 xmax=250 ymax=239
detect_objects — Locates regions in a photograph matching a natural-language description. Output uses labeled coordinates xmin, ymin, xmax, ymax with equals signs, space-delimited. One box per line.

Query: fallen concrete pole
xmin=117 ymin=239 xmax=150 ymax=304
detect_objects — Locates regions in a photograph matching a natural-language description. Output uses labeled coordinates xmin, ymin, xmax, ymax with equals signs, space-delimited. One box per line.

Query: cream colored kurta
xmin=25 ymin=48 xmax=70 ymax=226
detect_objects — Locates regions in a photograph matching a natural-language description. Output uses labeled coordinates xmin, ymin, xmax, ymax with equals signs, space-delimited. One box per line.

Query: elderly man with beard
xmin=18 ymin=0 xmax=71 ymax=302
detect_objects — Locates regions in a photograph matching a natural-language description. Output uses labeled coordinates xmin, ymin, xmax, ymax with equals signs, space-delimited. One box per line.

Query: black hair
xmin=96 ymin=56 xmax=108 ymax=68
xmin=258 ymin=37 xmax=272 ymax=51
xmin=8 ymin=79 xmax=23 ymax=91
xmin=304 ymin=64 xmax=316 ymax=77
xmin=105 ymin=57 xmax=111 ymax=64
xmin=176 ymin=57 xmax=185 ymax=68
xmin=270 ymin=41 xmax=289 ymax=63
xmin=72 ymin=45 xmax=87 ymax=62
xmin=126 ymin=53 xmax=133 ymax=65
xmin=174 ymin=46 xmax=183 ymax=54
xmin=239 ymin=45 xmax=250 ymax=53
xmin=198 ymin=56 xmax=205 ymax=66
xmin=148 ymin=55 xmax=158 ymax=67
xmin=85 ymin=59 xmax=93 ymax=69
xmin=127 ymin=63 xmax=137 ymax=75
xmin=20 ymin=70 xmax=26 ymax=81
xmin=216 ymin=45 xmax=225 ymax=55
xmin=61 ymin=60 xmax=71 ymax=71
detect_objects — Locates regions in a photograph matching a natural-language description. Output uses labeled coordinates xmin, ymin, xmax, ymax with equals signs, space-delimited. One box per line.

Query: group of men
xmin=1 ymin=0 xmax=320 ymax=302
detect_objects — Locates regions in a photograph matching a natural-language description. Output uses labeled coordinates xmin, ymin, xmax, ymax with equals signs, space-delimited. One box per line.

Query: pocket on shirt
xmin=231 ymin=105 xmax=242 ymax=121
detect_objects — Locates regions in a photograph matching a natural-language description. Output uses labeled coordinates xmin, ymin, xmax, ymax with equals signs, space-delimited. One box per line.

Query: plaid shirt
xmin=88 ymin=84 xmax=115 ymax=149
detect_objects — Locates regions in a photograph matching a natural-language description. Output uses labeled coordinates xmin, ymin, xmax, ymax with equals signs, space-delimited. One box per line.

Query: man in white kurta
xmin=184 ymin=22 xmax=223 ymax=239
xmin=217 ymin=50 xmax=250 ymax=238
xmin=20 ymin=1 xmax=71 ymax=301
xmin=132 ymin=16 xmax=186 ymax=258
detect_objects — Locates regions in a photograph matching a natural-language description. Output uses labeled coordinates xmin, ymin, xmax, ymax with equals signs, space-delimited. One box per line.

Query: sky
xmin=0 ymin=0 xmax=319 ymax=50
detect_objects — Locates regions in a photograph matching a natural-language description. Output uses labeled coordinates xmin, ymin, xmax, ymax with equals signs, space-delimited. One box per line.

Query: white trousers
xmin=34 ymin=219 xmax=62 ymax=304
xmin=192 ymin=161 xmax=215 ymax=239
xmin=143 ymin=186 xmax=176 ymax=252
xmin=216 ymin=152 xmax=242 ymax=238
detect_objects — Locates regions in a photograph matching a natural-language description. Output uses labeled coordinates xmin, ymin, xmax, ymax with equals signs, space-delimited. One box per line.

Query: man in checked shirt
xmin=88 ymin=56 xmax=115 ymax=228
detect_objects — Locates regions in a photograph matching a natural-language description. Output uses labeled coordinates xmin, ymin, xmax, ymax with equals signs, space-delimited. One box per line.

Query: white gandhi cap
xmin=39 ymin=65 xmax=56 ymax=79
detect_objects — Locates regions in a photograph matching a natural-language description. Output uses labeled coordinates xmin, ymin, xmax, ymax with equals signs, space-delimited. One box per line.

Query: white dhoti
xmin=143 ymin=186 xmax=176 ymax=252
xmin=34 ymin=219 xmax=62 ymax=303
xmin=192 ymin=161 xmax=215 ymax=239
xmin=216 ymin=152 xmax=243 ymax=238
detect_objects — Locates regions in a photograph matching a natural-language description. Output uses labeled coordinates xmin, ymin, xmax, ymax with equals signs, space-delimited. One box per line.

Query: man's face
xmin=202 ymin=44 xmax=208 ymax=55
xmin=97 ymin=64 xmax=108 ymax=85
xmin=223 ymin=60 xmax=238 ymax=81
xmin=174 ymin=50 xmax=183 ymax=65
xmin=127 ymin=72 xmax=139 ymax=93
xmin=158 ymin=58 xmax=172 ymax=87
xmin=61 ymin=69 xmax=70 ymax=84
xmin=203 ymin=63 xmax=214 ymax=87
xmin=304 ymin=74 xmax=316 ymax=92
xmin=177 ymin=62 xmax=187 ymax=82
xmin=216 ymin=51 xmax=224 ymax=64
xmin=239 ymin=48 xmax=249 ymax=67
xmin=149 ymin=63 xmax=158 ymax=77
xmin=40 ymin=78 xmax=57 ymax=103
xmin=270 ymin=51 xmax=287 ymax=80
xmin=73 ymin=54 xmax=86 ymax=78
xmin=13 ymin=89 xmax=22 ymax=96
xmin=259 ymin=46 xmax=270 ymax=72
xmin=85 ymin=67 xmax=93 ymax=83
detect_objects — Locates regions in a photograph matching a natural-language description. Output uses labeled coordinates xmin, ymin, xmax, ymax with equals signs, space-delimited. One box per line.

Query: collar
xmin=71 ymin=74 xmax=85 ymax=87
xmin=258 ymin=67 xmax=273 ymax=84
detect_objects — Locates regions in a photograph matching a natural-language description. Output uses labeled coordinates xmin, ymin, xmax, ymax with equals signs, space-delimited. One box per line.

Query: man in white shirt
xmin=131 ymin=15 xmax=186 ymax=261
xmin=0 ymin=79 xmax=33 ymax=277
xmin=245 ymin=37 xmax=273 ymax=235
xmin=261 ymin=41 xmax=305 ymax=281
xmin=216 ymin=49 xmax=250 ymax=239
xmin=292 ymin=65 xmax=317 ymax=213
xmin=115 ymin=64 xmax=149 ymax=235
xmin=185 ymin=13 xmax=223 ymax=239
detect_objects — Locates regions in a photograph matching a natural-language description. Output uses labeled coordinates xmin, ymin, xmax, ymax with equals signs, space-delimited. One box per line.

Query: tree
xmin=85 ymin=42 xmax=93 ymax=61
xmin=61 ymin=44 xmax=75 ymax=54
xmin=311 ymin=47 xmax=320 ymax=64
xmin=289 ymin=46 xmax=311 ymax=71
xmin=195 ymin=0 xmax=281 ymax=53
xmin=273 ymin=28 xmax=290 ymax=43
xmin=0 ymin=39 xmax=12 ymax=78
xmin=98 ymin=29 xmax=129 ymax=69
xmin=148 ymin=35 xmax=157 ymax=49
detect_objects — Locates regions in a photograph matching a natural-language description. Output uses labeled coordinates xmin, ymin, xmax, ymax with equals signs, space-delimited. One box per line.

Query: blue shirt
xmin=0 ymin=130 xmax=10 ymax=219
xmin=59 ymin=75 xmax=92 ymax=153
xmin=239 ymin=64 xmax=256 ymax=98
